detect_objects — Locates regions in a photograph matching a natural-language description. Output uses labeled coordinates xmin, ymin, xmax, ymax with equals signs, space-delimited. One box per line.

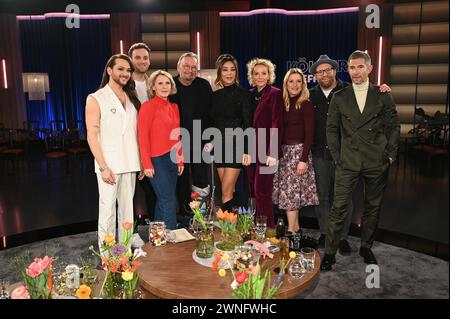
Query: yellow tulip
xmin=121 ymin=270 xmax=134 ymax=281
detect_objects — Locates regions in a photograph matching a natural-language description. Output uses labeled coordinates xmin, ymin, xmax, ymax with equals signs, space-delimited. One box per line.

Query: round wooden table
xmin=138 ymin=237 xmax=321 ymax=299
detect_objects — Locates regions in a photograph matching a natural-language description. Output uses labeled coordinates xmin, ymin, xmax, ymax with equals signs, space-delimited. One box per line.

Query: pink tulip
xmin=26 ymin=261 xmax=45 ymax=277
xmin=40 ymin=256 xmax=53 ymax=270
xmin=123 ymin=221 xmax=133 ymax=230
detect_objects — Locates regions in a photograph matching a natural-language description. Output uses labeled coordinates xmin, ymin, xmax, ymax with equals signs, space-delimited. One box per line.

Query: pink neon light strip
xmin=120 ymin=40 xmax=124 ymax=55
xmin=197 ymin=32 xmax=201 ymax=71
xmin=2 ymin=59 xmax=7 ymax=89
xmin=377 ymin=36 xmax=383 ymax=85
xmin=220 ymin=7 xmax=358 ymax=17
xmin=17 ymin=13 xmax=110 ymax=20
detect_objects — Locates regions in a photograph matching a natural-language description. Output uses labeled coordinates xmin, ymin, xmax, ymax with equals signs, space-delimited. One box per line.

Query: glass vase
xmin=217 ymin=231 xmax=242 ymax=251
xmin=196 ymin=228 xmax=215 ymax=259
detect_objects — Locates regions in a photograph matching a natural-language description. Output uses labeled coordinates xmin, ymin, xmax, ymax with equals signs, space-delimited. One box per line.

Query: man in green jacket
xmin=321 ymin=50 xmax=400 ymax=271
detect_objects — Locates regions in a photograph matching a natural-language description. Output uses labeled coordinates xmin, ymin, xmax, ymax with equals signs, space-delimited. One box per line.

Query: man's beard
xmin=111 ymin=74 xmax=127 ymax=87
xmin=319 ymin=77 xmax=335 ymax=89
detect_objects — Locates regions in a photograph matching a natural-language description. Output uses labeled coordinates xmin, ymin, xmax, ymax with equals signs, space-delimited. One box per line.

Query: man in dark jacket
xmin=170 ymin=52 xmax=212 ymax=219
xmin=321 ymin=50 xmax=400 ymax=271
xmin=309 ymin=55 xmax=353 ymax=255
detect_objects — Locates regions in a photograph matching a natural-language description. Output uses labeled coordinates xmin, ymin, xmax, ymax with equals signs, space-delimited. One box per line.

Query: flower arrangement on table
xmin=236 ymin=207 xmax=255 ymax=241
xmin=190 ymin=195 xmax=215 ymax=258
xmin=10 ymin=255 xmax=54 ymax=299
xmin=90 ymin=221 xmax=147 ymax=299
xmin=215 ymin=251 xmax=297 ymax=299
xmin=214 ymin=209 xmax=242 ymax=251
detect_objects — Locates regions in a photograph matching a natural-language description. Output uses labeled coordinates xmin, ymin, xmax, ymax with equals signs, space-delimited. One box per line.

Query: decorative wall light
xmin=22 ymin=73 xmax=50 ymax=100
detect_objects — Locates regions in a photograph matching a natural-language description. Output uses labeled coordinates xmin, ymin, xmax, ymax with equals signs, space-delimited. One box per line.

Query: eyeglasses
xmin=315 ymin=68 xmax=334 ymax=76
xmin=182 ymin=65 xmax=198 ymax=72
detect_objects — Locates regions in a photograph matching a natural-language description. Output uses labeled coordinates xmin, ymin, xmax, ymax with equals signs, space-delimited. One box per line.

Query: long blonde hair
xmin=282 ymin=68 xmax=309 ymax=111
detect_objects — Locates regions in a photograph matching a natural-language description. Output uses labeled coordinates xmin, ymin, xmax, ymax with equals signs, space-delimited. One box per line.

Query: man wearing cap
xmin=309 ymin=54 xmax=390 ymax=256
xmin=321 ymin=50 xmax=400 ymax=271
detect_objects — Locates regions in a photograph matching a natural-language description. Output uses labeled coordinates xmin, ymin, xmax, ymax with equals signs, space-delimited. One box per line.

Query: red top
xmin=138 ymin=96 xmax=184 ymax=170
xmin=283 ymin=97 xmax=315 ymax=163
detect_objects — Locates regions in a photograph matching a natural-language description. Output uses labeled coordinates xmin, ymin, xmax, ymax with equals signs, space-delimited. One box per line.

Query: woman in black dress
xmin=205 ymin=54 xmax=252 ymax=211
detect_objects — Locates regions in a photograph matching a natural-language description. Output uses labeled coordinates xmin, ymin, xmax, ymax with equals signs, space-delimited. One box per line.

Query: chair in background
xmin=1 ymin=128 xmax=28 ymax=171
xmin=49 ymin=120 xmax=66 ymax=131
xmin=410 ymin=108 xmax=449 ymax=175
xmin=23 ymin=120 xmax=43 ymax=152
xmin=66 ymin=120 xmax=89 ymax=173
xmin=44 ymin=130 xmax=68 ymax=176
xmin=0 ymin=123 xmax=6 ymax=152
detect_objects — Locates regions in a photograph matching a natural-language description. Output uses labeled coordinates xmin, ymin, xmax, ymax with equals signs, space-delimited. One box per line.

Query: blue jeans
xmin=149 ymin=152 xmax=178 ymax=230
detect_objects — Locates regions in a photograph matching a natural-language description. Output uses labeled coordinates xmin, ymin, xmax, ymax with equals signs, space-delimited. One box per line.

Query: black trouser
xmin=137 ymin=176 xmax=156 ymax=222
xmin=176 ymin=162 xmax=209 ymax=216
xmin=325 ymin=163 xmax=389 ymax=256
xmin=313 ymin=156 xmax=352 ymax=239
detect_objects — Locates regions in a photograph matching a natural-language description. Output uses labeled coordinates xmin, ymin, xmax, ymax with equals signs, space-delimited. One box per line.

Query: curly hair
xmin=246 ymin=58 xmax=276 ymax=87
xmin=146 ymin=70 xmax=177 ymax=98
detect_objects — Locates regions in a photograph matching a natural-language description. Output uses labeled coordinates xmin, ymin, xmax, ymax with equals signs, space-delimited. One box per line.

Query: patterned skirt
xmin=272 ymin=144 xmax=319 ymax=211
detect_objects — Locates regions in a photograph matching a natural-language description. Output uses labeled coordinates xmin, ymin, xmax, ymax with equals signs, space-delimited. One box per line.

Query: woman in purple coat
xmin=246 ymin=58 xmax=283 ymax=228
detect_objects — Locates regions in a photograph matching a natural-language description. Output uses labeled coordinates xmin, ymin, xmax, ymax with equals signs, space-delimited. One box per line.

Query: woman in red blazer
xmin=246 ymin=58 xmax=283 ymax=228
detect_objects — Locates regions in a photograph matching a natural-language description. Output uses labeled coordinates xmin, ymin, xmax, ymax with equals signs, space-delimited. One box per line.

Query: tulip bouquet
xmin=237 ymin=207 xmax=255 ymax=241
xmin=214 ymin=209 xmax=241 ymax=251
xmin=216 ymin=251 xmax=297 ymax=299
xmin=90 ymin=221 xmax=147 ymax=299
xmin=190 ymin=193 xmax=207 ymax=232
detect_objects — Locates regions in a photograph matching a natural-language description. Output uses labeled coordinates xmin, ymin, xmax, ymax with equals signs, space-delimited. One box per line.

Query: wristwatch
xmin=99 ymin=165 xmax=108 ymax=172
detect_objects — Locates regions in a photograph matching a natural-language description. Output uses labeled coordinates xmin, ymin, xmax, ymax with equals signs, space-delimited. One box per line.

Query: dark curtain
xmin=19 ymin=17 xmax=111 ymax=130
xmin=221 ymin=11 xmax=358 ymax=89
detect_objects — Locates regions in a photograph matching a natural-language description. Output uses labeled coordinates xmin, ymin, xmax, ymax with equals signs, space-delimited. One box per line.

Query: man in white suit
xmin=85 ymin=54 xmax=143 ymax=255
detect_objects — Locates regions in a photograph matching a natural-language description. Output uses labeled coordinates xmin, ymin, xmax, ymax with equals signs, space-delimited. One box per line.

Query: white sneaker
xmin=131 ymin=233 xmax=145 ymax=248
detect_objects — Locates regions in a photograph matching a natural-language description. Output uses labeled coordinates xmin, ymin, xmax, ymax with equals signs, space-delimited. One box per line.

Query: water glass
xmin=255 ymin=215 xmax=267 ymax=242
xmin=300 ymin=247 xmax=315 ymax=271
xmin=248 ymin=197 xmax=257 ymax=215
xmin=288 ymin=252 xmax=306 ymax=279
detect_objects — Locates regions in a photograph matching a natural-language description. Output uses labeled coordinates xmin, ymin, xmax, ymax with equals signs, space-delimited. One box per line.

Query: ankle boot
xmin=221 ymin=199 xmax=234 ymax=212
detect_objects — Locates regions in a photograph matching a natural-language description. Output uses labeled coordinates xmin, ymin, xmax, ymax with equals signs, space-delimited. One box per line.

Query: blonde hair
xmin=282 ymin=68 xmax=310 ymax=111
xmin=147 ymin=70 xmax=177 ymax=98
xmin=246 ymin=58 xmax=276 ymax=87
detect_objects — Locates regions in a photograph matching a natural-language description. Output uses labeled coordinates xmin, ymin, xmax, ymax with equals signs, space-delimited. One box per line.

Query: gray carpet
xmin=1 ymin=227 xmax=448 ymax=299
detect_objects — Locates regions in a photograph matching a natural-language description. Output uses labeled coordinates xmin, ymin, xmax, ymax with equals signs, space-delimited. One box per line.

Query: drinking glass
xmin=300 ymin=247 xmax=316 ymax=272
xmin=255 ymin=215 xmax=267 ymax=242
xmin=279 ymin=237 xmax=290 ymax=261
xmin=248 ymin=197 xmax=257 ymax=215
xmin=288 ymin=252 xmax=306 ymax=279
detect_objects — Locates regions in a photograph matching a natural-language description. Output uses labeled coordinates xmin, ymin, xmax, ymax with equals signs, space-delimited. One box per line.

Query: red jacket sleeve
xmin=138 ymin=101 xmax=154 ymax=170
